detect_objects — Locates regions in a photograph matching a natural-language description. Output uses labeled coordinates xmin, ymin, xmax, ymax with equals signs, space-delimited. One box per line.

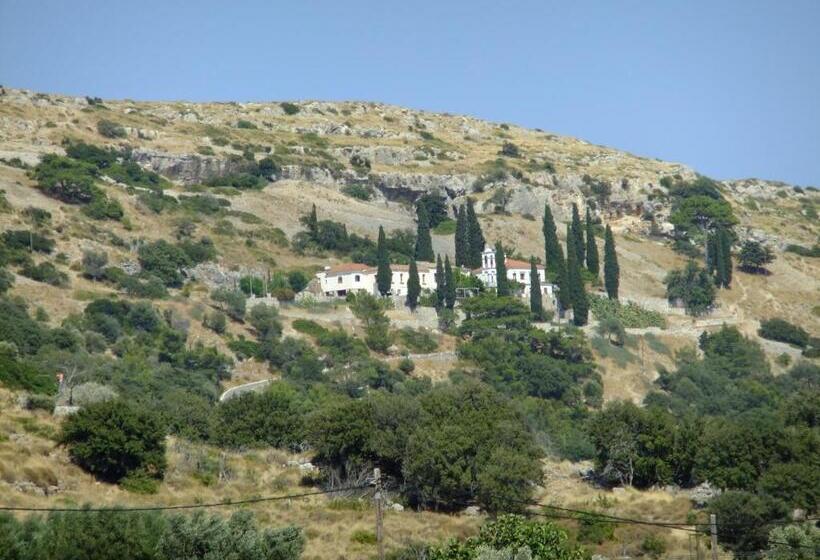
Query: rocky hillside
xmin=0 ymin=87 xmax=818 ymax=560
xmin=1 ymin=86 xmax=816 ymax=326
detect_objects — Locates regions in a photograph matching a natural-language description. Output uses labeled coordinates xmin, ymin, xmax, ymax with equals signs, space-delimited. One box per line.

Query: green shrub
xmin=212 ymin=288 xmax=246 ymax=320
xmin=759 ymin=318 xmax=810 ymax=348
xmin=137 ymin=240 xmax=191 ymax=287
xmin=2 ymin=229 xmax=55 ymax=254
xmin=0 ymin=353 xmax=57 ymax=394
xmin=640 ymin=534 xmax=667 ymax=559
xmin=60 ymin=399 xmax=167 ymax=484
xmin=97 ymin=119 xmax=126 ymax=138
xmin=82 ymin=196 xmax=124 ymax=220
xmin=341 ymin=183 xmax=375 ymax=201
xmin=291 ymin=318 xmax=328 ymax=338
xmin=785 ymin=244 xmax=820 ymax=258
xmin=350 ymin=529 xmax=377 ymax=545
xmin=212 ymin=383 xmax=305 ymax=449
xmin=397 ymin=327 xmax=439 ymax=353
xmin=664 ymin=261 xmax=716 ymax=316
xmin=432 ymin=218 xmax=457 ymax=235
xmin=32 ymin=154 xmax=101 ymax=204
xmin=236 ymin=119 xmax=257 ymax=129
xmin=280 ymin=102 xmax=300 ymax=115
xmin=20 ymin=261 xmax=69 ymax=287
xmin=589 ymin=295 xmax=666 ymax=328
xmin=203 ymin=310 xmax=227 ymax=334
xmin=158 ymin=511 xmax=304 ymax=560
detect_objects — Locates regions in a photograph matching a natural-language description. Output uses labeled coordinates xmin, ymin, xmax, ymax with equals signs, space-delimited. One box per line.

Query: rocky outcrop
xmin=131 ymin=150 xmax=250 ymax=184
xmin=369 ymin=171 xmax=476 ymax=202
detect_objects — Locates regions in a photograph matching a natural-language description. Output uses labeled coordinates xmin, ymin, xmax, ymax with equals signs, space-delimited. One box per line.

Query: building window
xmin=354 ymin=275 xmax=360 ymax=282
xmin=337 ymin=276 xmax=343 ymax=284
xmin=520 ymin=272 xmax=525 ymax=280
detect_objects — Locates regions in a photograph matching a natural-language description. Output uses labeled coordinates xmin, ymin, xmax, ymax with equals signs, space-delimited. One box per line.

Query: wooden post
xmin=374 ymin=468 xmax=384 ymax=560
xmin=710 ymin=514 xmax=718 ymax=560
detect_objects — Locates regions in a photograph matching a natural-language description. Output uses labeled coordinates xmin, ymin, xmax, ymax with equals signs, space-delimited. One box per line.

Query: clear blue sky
xmin=2 ymin=1 xmax=819 ymax=186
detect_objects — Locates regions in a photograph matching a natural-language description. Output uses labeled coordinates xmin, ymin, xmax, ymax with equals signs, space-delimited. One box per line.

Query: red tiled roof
xmin=390 ymin=262 xmax=436 ymax=273
xmin=322 ymin=263 xmax=375 ymax=276
xmin=506 ymin=258 xmax=544 ymax=270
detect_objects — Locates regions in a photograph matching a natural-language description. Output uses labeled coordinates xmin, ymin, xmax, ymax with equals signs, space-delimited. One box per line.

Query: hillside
xmin=0 ymin=86 xmax=818 ymax=559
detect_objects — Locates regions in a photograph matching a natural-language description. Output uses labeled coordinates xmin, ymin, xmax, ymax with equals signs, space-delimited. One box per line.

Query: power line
xmin=0 ymin=485 xmax=370 ymax=513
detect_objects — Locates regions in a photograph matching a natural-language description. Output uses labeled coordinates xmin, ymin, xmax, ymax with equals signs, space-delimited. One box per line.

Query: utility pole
xmin=374 ymin=468 xmax=385 ymax=560
xmin=710 ymin=514 xmax=718 ymax=560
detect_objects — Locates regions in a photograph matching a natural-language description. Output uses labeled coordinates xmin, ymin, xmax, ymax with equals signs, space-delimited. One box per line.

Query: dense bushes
xmin=589 ymin=324 xmax=820 ymax=529
xmin=294 ymin=205 xmax=416 ymax=264
xmin=758 ymin=318 xmax=810 ymax=348
xmin=427 ymin=515 xmax=586 ymax=560
xmin=138 ymin=238 xmax=216 ymax=287
xmin=0 ymin=509 xmax=303 ymax=560
xmin=97 ymin=119 xmax=127 ymax=138
xmin=212 ymin=383 xmax=305 ymax=449
xmin=664 ymin=261 xmax=716 ymax=315
xmin=31 ymin=154 xmax=123 ymax=220
xmin=308 ymin=381 xmax=543 ymax=513
xmin=60 ymin=399 xmax=167 ymax=485
xmin=588 ymin=295 xmax=666 ymax=328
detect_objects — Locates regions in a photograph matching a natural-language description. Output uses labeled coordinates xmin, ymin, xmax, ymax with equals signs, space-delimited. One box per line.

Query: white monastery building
xmin=317 ymin=262 xmax=436 ymax=298
xmin=474 ymin=245 xmax=556 ymax=298
xmin=316 ymin=245 xmax=556 ymax=305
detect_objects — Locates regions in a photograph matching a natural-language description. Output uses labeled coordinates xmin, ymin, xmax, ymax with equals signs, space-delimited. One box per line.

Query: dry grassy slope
xmin=0 ymin=87 xmax=817 ymax=557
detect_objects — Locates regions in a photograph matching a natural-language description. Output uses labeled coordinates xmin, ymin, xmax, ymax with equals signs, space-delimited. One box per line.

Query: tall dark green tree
xmin=716 ymin=226 xmax=733 ymax=288
xmin=706 ymin=232 xmax=719 ymax=275
xmin=585 ymin=208 xmax=599 ymax=275
xmin=302 ymin=204 xmax=318 ymax=239
xmin=529 ymin=257 xmax=543 ymax=319
xmin=571 ymin=203 xmax=585 ymax=266
xmin=466 ymin=199 xmax=485 ymax=269
xmin=376 ymin=226 xmax=392 ymax=296
xmin=444 ymin=256 xmax=456 ymax=309
xmin=542 ymin=203 xmax=563 ymax=279
xmin=604 ymin=224 xmax=619 ymax=300
xmin=566 ymin=229 xmax=588 ymax=325
xmin=495 ymin=242 xmax=509 ymax=296
xmin=406 ymin=260 xmax=421 ymax=311
xmin=454 ymin=205 xmax=468 ymax=267
xmin=435 ymin=255 xmax=445 ymax=309
xmin=414 ymin=203 xmax=435 ymax=262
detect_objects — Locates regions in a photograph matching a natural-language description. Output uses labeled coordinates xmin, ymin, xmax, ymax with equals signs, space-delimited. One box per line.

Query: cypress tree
xmin=376 ymin=226 xmax=392 ymax=296
xmin=414 ymin=203 xmax=435 ymax=262
xmin=444 ymin=256 xmax=456 ymax=309
xmin=603 ymin=224 xmax=620 ymax=300
xmin=434 ymin=254 xmax=445 ymax=309
xmin=716 ymin=227 xmax=733 ymax=288
xmin=495 ymin=242 xmax=509 ymax=296
xmin=566 ymin=230 xmax=588 ymax=326
xmin=585 ymin=208 xmax=599 ymax=276
xmin=571 ymin=203 xmax=585 ymax=266
xmin=303 ymin=204 xmax=318 ymax=239
xmin=466 ymin=199 xmax=485 ymax=269
xmin=529 ymin=257 xmax=543 ymax=319
xmin=406 ymin=260 xmax=421 ymax=311
xmin=706 ymin=232 xmax=718 ymax=275
xmin=454 ymin=205 xmax=468 ymax=267
xmin=542 ymin=203 xmax=563 ymax=279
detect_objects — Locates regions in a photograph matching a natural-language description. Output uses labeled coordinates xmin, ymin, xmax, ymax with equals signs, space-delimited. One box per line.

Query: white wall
xmin=318 ymin=271 xmax=376 ymax=296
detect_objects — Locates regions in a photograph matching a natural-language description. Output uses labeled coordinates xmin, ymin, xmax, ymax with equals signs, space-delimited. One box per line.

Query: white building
xmin=475 ymin=245 xmax=556 ymax=298
xmin=317 ymin=262 xmax=436 ymax=297
xmin=315 ymin=245 xmax=555 ymax=303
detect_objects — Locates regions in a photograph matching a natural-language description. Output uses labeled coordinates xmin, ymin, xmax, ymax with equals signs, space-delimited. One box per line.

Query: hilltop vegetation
xmin=0 ymin=87 xmax=818 ymax=560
